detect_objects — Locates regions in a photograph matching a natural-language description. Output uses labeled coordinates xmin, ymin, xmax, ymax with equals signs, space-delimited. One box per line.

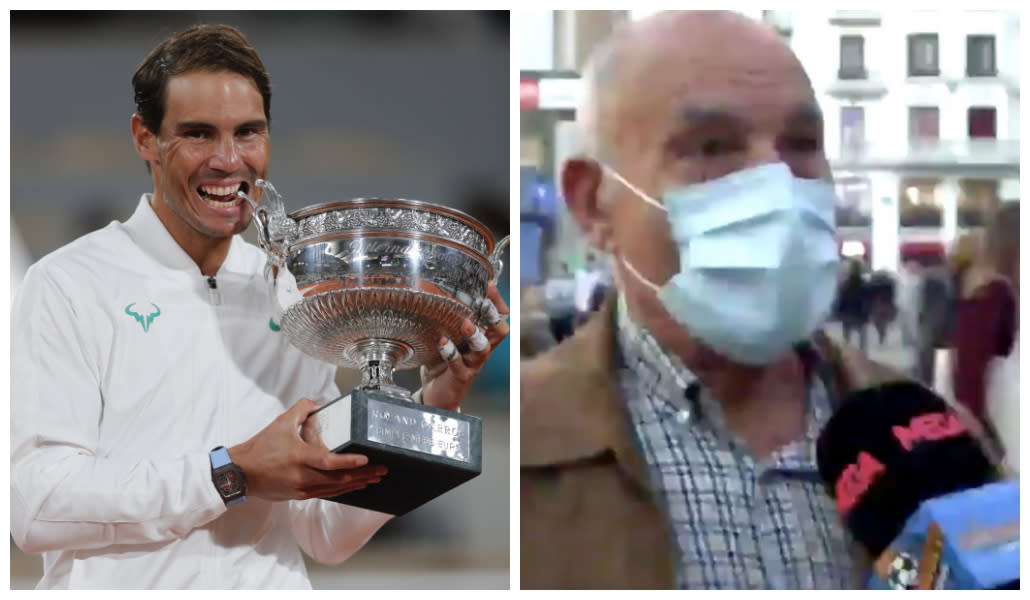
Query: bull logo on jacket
xmin=125 ymin=303 xmax=162 ymax=333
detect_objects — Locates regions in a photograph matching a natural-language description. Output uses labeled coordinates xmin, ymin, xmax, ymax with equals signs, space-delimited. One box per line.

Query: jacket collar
xmin=519 ymin=296 xmax=910 ymax=490
xmin=520 ymin=297 xmax=657 ymax=492
xmin=123 ymin=194 xmax=249 ymax=277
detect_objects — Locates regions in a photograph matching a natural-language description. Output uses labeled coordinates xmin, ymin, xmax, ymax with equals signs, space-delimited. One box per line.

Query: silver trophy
xmin=240 ymin=180 xmax=509 ymax=515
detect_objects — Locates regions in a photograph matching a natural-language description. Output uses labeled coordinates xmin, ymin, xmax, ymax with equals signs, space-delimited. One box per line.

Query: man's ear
xmin=130 ymin=114 xmax=160 ymax=164
xmin=560 ymin=157 xmax=613 ymax=252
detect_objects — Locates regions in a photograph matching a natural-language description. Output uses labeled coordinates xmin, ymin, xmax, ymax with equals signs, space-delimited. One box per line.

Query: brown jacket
xmin=520 ymin=301 xmax=998 ymax=589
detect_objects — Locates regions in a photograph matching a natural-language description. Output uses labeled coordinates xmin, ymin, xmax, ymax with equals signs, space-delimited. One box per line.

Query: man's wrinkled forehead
xmin=623 ymin=11 xmax=806 ymax=79
xmin=612 ymin=14 xmax=817 ymax=136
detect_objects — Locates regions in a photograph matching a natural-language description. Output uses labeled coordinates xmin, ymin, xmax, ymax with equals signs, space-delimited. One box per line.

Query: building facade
xmin=791 ymin=9 xmax=1020 ymax=272
xmin=519 ymin=10 xmax=1021 ymax=279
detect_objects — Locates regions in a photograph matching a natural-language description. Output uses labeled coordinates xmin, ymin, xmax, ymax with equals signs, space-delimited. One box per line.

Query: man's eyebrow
xmin=173 ymin=120 xmax=268 ymax=132
xmin=236 ymin=119 xmax=269 ymax=131
xmin=677 ymin=106 xmax=749 ymax=128
xmin=173 ymin=121 xmax=215 ymax=132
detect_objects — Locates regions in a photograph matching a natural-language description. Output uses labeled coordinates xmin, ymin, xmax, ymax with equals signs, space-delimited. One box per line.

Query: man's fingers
xmin=307 ymin=465 xmax=386 ymax=493
xmin=478 ymin=295 xmax=505 ymax=328
xmin=322 ymin=452 xmax=378 ymax=471
xmin=312 ymin=464 xmax=386 ymax=482
xmin=480 ymin=284 xmax=510 ymax=350
xmin=437 ymin=334 xmax=473 ymax=382
xmin=299 ymin=444 xmax=371 ymax=471
xmin=425 ymin=285 xmax=508 ymax=385
xmin=485 ymin=282 xmax=510 ymax=319
xmin=288 ymin=397 xmax=320 ymax=427
xmin=438 ymin=336 xmax=461 ymax=364
xmin=300 ymin=417 xmax=329 ymax=450
xmin=460 ymin=320 xmax=493 ymax=369
xmin=308 ymin=478 xmax=383 ymax=500
xmin=482 ymin=310 xmax=510 ymax=351
xmin=464 ymin=321 xmax=489 ymax=352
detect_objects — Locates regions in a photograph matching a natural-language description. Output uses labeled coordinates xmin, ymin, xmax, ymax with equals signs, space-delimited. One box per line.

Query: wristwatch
xmin=209 ymin=446 xmax=247 ymax=506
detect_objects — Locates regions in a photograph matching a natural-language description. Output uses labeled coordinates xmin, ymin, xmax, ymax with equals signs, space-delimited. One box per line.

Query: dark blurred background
xmin=10 ymin=10 xmax=510 ymax=589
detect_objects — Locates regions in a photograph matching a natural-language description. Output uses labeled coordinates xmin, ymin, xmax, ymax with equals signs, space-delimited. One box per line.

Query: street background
xmin=520 ymin=9 xmax=1019 ymax=280
xmin=10 ymin=10 xmax=510 ymax=590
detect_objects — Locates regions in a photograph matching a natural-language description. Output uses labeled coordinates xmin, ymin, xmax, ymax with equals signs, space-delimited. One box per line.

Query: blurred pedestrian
xmin=953 ymin=204 xmax=1019 ymax=468
xmin=948 ymin=232 xmax=981 ymax=309
xmin=896 ymin=260 xmax=922 ymax=351
xmin=544 ymin=263 xmax=577 ymax=343
xmin=915 ymin=263 xmax=953 ymax=386
xmin=836 ymin=258 xmax=868 ymax=350
xmin=865 ymin=269 xmax=897 ymax=346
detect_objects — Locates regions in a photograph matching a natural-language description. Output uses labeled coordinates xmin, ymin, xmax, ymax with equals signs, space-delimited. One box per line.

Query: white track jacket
xmin=11 ymin=195 xmax=392 ymax=589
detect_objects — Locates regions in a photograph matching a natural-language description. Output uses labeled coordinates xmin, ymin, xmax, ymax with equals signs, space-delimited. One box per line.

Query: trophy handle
xmin=253 ymin=207 xmax=275 ymax=254
xmin=488 ymin=235 xmax=511 ymax=284
xmin=241 ymin=180 xmax=295 ymax=276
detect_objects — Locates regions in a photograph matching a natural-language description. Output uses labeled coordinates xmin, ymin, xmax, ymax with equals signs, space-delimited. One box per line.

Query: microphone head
xmin=816 ymin=382 xmax=997 ymax=556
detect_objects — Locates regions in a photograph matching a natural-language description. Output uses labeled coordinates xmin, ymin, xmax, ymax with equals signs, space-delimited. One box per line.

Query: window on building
xmin=908 ymin=106 xmax=940 ymax=146
xmin=966 ymin=35 xmax=996 ymax=77
xmin=898 ymin=178 xmax=942 ymax=228
xmin=908 ymin=34 xmax=939 ymax=76
xmin=968 ymin=107 xmax=997 ymax=138
xmin=840 ymin=106 xmax=866 ymax=155
xmin=834 ymin=176 xmax=872 ymax=227
xmin=958 ymin=179 xmax=1000 ymax=228
xmin=839 ymin=35 xmax=866 ymax=79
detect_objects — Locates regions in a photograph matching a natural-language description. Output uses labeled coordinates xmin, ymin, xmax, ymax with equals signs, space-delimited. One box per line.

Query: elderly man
xmin=522 ymin=11 xmax=867 ymax=589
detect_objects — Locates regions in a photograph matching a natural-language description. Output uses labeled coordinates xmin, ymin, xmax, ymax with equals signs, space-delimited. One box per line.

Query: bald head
xmin=579 ymin=10 xmax=811 ymax=165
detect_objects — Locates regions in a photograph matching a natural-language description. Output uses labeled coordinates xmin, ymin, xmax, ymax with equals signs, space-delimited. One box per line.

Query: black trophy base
xmin=309 ymin=389 xmax=482 ymax=516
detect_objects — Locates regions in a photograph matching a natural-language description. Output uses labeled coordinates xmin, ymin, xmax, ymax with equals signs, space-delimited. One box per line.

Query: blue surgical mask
xmin=608 ymin=162 xmax=840 ymax=365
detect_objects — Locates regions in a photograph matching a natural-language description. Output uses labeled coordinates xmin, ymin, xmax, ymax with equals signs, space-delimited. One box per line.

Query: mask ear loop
xmin=602 ymin=165 xmax=668 ymax=212
xmin=599 ymin=164 xmax=668 ymax=295
xmin=619 ymin=253 xmax=662 ymax=295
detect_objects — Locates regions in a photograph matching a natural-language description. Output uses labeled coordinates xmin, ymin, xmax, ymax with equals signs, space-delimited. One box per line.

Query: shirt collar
xmin=615 ymin=293 xmax=834 ymax=473
xmin=123 ymin=193 xmax=249 ymax=276
xmin=616 ymin=294 xmax=698 ymax=389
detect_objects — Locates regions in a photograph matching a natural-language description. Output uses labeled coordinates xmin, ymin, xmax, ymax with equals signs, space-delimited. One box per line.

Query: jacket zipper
xmin=206 ymin=273 xmax=226 ymax=583
xmin=207 ymin=276 xmax=222 ymax=306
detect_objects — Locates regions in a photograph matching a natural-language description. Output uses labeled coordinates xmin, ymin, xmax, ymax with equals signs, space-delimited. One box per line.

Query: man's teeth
xmin=199 ymin=183 xmax=243 ymax=197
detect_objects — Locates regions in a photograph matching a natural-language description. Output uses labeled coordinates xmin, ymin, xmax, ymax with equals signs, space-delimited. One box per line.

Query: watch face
xmin=216 ymin=468 xmax=244 ymax=497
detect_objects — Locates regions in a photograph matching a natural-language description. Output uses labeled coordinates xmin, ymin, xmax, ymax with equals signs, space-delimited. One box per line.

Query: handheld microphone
xmin=816 ymin=382 xmax=1019 ymax=589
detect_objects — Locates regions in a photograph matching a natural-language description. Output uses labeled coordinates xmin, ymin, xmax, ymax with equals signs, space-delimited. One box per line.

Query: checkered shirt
xmin=616 ymin=300 xmax=861 ymax=589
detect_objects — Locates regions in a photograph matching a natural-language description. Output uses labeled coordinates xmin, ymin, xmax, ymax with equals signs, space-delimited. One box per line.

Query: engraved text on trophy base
xmin=366 ymin=399 xmax=470 ymax=463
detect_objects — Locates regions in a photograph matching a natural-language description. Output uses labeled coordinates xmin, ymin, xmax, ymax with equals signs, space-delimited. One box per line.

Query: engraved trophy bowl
xmin=240 ymin=179 xmax=507 ymax=515
xmin=242 ymin=179 xmax=509 ymax=400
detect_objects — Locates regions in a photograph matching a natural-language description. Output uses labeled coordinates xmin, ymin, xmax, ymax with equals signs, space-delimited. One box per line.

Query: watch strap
xmin=209 ymin=446 xmax=233 ymax=469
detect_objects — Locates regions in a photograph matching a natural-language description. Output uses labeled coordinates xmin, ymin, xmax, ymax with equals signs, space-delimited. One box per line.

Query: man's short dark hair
xmin=132 ymin=24 xmax=271 ymax=136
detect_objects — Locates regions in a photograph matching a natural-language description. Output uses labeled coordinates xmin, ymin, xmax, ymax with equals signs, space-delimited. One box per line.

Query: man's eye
xmin=699 ymin=138 xmax=735 ymax=157
xmin=238 ymin=128 xmax=256 ymax=137
xmin=782 ymin=136 xmax=821 ymax=153
xmin=184 ymin=130 xmax=209 ymax=139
